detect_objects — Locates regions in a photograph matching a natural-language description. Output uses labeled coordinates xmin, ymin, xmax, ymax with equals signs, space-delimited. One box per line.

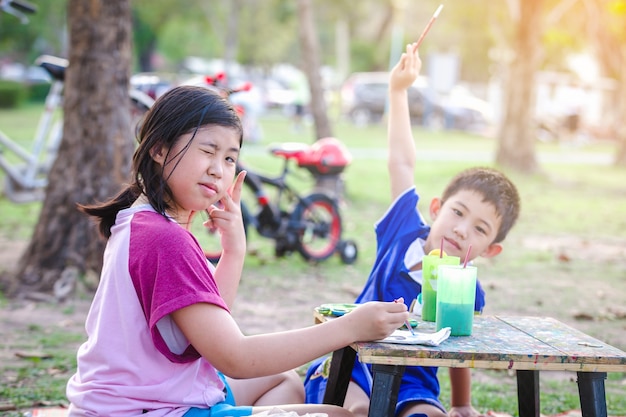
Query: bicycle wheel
xmin=292 ymin=193 xmax=342 ymax=262
xmin=337 ymin=239 xmax=358 ymax=265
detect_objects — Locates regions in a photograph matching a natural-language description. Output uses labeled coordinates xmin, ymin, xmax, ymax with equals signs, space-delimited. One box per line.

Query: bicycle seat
xmin=35 ymin=55 xmax=68 ymax=82
xmin=296 ymin=137 xmax=352 ymax=176
xmin=268 ymin=142 xmax=310 ymax=160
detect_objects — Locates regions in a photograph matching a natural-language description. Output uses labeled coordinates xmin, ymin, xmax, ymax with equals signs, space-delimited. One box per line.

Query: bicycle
xmin=195 ymin=137 xmax=358 ymax=265
xmin=0 ymin=0 xmax=155 ymax=203
xmin=0 ymin=0 xmax=35 ymax=23
xmin=0 ymin=54 xmax=155 ymax=203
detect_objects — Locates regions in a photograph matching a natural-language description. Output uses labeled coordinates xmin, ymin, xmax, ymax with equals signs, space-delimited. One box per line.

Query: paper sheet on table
xmin=377 ymin=327 xmax=451 ymax=346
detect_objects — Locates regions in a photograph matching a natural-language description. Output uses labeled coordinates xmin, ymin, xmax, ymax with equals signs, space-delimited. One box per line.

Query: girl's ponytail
xmin=77 ymin=184 xmax=141 ymax=239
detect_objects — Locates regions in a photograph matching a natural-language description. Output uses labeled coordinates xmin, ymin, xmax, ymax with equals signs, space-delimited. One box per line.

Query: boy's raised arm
xmin=387 ymin=43 xmax=422 ymax=200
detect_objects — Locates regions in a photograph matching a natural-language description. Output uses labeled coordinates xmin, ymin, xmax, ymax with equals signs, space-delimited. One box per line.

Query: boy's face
xmin=428 ymin=189 xmax=503 ymax=261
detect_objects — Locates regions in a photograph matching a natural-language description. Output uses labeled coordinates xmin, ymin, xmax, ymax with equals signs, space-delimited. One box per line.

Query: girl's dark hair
xmin=78 ymin=85 xmax=243 ymax=239
xmin=441 ymin=167 xmax=520 ymax=244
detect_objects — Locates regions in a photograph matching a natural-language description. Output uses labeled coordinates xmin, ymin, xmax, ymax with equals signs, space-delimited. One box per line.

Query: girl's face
xmin=152 ymin=125 xmax=240 ymax=224
xmin=427 ymin=189 xmax=503 ymax=261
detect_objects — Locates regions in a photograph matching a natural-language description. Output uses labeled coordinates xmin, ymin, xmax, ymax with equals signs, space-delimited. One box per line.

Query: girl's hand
xmin=389 ymin=42 xmax=422 ymax=92
xmin=341 ymin=301 xmax=409 ymax=342
xmin=204 ymin=171 xmax=247 ymax=256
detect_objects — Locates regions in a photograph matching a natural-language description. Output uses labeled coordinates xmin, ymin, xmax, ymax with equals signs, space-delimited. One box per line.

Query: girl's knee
xmin=399 ymin=403 xmax=446 ymax=417
xmin=281 ymin=369 xmax=304 ymax=385
xmin=279 ymin=370 xmax=305 ymax=402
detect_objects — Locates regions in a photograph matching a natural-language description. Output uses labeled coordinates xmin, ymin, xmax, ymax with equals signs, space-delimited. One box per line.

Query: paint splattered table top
xmin=315 ymin=312 xmax=626 ymax=372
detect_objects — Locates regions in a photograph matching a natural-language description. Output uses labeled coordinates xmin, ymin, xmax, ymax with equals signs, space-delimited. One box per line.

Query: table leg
xmin=577 ymin=372 xmax=607 ymax=417
xmin=322 ymin=346 xmax=357 ymax=406
xmin=517 ymin=370 xmax=540 ymax=417
xmin=368 ymin=364 xmax=405 ymax=417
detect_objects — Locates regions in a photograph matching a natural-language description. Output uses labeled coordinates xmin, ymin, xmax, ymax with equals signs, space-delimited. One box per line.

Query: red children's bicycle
xmin=196 ymin=137 xmax=358 ymax=265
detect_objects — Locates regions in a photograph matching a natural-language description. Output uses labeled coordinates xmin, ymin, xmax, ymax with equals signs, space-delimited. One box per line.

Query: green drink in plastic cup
xmin=421 ymin=252 xmax=460 ymax=322
xmin=435 ymin=265 xmax=478 ymax=336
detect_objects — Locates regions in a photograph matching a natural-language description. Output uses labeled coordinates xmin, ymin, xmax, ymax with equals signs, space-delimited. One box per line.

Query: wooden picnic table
xmin=314 ymin=312 xmax=626 ymax=417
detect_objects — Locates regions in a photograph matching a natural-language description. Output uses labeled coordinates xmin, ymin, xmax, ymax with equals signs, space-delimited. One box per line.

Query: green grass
xmin=1 ymin=106 xmax=626 ymax=415
xmin=437 ymin=370 xmax=626 ymax=415
xmin=0 ymin=328 xmax=82 ymax=414
xmin=0 ymin=103 xmax=49 ymax=142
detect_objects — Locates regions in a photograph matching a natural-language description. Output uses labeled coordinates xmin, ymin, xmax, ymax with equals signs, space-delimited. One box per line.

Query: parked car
xmin=440 ymin=85 xmax=494 ymax=134
xmin=340 ymin=72 xmax=435 ymax=127
xmin=339 ymin=72 xmax=492 ymax=133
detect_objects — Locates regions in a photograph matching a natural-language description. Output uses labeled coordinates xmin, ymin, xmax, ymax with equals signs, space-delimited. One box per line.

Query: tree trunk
xmin=223 ymin=0 xmax=241 ymax=76
xmin=296 ymin=0 xmax=333 ymax=140
xmin=7 ymin=0 xmax=134 ymax=299
xmin=495 ymin=0 xmax=543 ymax=173
xmin=582 ymin=0 xmax=626 ymax=166
xmin=132 ymin=8 xmax=157 ymax=73
xmin=296 ymin=0 xmax=347 ymax=198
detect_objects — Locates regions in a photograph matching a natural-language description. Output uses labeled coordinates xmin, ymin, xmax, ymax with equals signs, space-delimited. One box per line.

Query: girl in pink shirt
xmin=67 ymin=85 xmax=409 ymax=417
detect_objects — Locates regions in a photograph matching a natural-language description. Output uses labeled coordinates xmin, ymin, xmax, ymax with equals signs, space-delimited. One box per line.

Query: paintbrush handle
xmin=394 ymin=298 xmax=416 ymax=335
xmin=415 ymin=4 xmax=444 ymax=49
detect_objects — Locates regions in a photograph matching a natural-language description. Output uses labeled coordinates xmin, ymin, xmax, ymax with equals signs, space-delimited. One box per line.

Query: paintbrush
xmin=415 ymin=4 xmax=444 ymax=49
xmin=394 ymin=298 xmax=416 ymax=336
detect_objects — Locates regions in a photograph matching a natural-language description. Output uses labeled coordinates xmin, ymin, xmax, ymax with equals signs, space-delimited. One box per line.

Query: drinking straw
xmin=462 ymin=244 xmax=472 ymax=268
xmin=394 ymin=298 xmax=416 ymax=336
xmin=415 ymin=4 xmax=444 ymax=49
xmin=439 ymin=237 xmax=444 ymax=258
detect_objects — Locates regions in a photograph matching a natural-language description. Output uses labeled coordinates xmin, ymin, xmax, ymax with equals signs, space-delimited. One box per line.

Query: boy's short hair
xmin=441 ymin=167 xmax=520 ymax=243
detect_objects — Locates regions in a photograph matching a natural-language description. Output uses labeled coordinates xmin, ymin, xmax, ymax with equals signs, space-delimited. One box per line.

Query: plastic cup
xmin=435 ymin=265 xmax=477 ymax=336
xmin=421 ymin=255 xmax=460 ymax=322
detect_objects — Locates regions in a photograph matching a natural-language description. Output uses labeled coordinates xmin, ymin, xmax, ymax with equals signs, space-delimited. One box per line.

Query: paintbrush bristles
xmin=433 ymin=4 xmax=443 ymax=18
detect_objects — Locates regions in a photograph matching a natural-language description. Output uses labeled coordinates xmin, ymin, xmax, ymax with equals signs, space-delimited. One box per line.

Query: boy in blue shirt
xmin=304 ymin=43 xmax=520 ymax=417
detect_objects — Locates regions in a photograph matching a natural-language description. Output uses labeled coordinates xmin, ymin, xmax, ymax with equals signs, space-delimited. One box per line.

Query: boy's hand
xmin=205 ymin=170 xmax=247 ymax=256
xmin=389 ymin=42 xmax=422 ymax=93
xmin=342 ymin=301 xmax=409 ymax=342
xmin=449 ymin=405 xmax=485 ymax=417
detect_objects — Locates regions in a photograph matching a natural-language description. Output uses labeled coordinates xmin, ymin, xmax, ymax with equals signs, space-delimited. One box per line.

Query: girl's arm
xmin=387 ymin=43 xmax=422 ymax=201
xmin=172 ymin=300 xmax=409 ymax=379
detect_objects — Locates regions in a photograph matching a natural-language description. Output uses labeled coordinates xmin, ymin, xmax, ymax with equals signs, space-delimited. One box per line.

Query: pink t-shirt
xmin=67 ymin=205 xmax=229 ymax=416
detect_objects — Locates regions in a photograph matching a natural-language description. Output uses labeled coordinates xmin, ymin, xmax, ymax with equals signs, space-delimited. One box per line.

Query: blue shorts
xmin=183 ymin=373 xmax=254 ymax=417
xmin=304 ymin=356 xmax=446 ymax=416
xmin=184 ymin=403 xmax=253 ymax=417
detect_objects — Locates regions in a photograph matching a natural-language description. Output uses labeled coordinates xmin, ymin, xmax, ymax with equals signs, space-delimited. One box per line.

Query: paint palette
xmin=317 ymin=303 xmax=359 ymax=316
xmin=317 ymin=303 xmax=418 ymax=329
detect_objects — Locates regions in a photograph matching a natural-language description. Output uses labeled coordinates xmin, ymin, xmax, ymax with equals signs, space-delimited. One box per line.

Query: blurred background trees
xmin=1 ymin=0 xmax=625 ymax=169
xmin=2 ymin=0 xmax=625 ymax=296
xmin=0 ymin=0 xmax=560 ymax=80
